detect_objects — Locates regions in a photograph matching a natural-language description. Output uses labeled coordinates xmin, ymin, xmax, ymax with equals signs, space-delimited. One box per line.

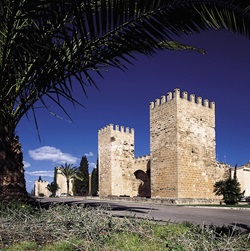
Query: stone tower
xmin=150 ymin=88 xmax=218 ymax=199
xmin=98 ymin=124 xmax=136 ymax=197
xmin=56 ymin=167 xmax=73 ymax=196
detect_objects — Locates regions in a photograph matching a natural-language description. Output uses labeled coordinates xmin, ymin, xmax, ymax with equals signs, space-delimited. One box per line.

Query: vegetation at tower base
xmin=213 ymin=165 xmax=244 ymax=205
xmin=46 ymin=167 xmax=59 ymax=197
xmin=91 ymin=158 xmax=99 ymax=196
xmin=73 ymin=156 xmax=89 ymax=196
xmin=59 ymin=163 xmax=78 ymax=195
xmin=1 ymin=1 xmax=250 ymax=201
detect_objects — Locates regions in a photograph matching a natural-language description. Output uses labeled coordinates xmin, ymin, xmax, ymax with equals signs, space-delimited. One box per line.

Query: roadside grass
xmin=0 ymin=202 xmax=249 ymax=251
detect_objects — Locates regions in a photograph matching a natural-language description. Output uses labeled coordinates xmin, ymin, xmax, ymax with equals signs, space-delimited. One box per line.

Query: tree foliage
xmin=91 ymin=158 xmax=99 ymax=196
xmin=46 ymin=182 xmax=59 ymax=197
xmin=73 ymin=156 xmax=89 ymax=196
xmin=47 ymin=167 xmax=59 ymax=197
xmin=214 ymin=165 xmax=244 ymax=205
xmin=1 ymin=0 xmax=250 ymax=138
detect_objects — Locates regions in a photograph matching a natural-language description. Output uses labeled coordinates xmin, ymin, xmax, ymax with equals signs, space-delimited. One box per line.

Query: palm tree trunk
xmin=0 ymin=135 xmax=28 ymax=201
xmin=66 ymin=180 xmax=69 ymax=195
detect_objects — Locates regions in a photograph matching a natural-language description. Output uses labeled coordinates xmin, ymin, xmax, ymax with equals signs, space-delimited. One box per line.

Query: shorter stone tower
xmin=98 ymin=124 xmax=137 ymax=197
xmin=34 ymin=176 xmax=50 ymax=197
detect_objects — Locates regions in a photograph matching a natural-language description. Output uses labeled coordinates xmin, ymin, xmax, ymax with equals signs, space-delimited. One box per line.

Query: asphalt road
xmin=36 ymin=197 xmax=250 ymax=232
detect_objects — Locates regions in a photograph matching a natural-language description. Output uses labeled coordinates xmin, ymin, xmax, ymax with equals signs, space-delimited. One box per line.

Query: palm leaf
xmin=0 ymin=0 xmax=250 ymax=137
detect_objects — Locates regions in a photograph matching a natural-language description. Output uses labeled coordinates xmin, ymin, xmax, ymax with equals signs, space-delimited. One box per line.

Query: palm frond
xmin=1 ymin=0 xmax=250 ymax=137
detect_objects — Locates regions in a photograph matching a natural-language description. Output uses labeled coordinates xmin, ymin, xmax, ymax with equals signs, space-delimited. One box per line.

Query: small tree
xmin=60 ymin=163 xmax=78 ymax=195
xmin=73 ymin=156 xmax=89 ymax=196
xmin=47 ymin=167 xmax=60 ymax=197
xmin=91 ymin=158 xmax=99 ymax=196
xmin=214 ymin=165 xmax=244 ymax=205
xmin=46 ymin=167 xmax=59 ymax=197
xmin=46 ymin=182 xmax=59 ymax=197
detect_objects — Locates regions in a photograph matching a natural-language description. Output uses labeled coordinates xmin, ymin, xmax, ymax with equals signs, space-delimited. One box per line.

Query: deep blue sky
xmin=18 ymin=30 xmax=250 ymax=193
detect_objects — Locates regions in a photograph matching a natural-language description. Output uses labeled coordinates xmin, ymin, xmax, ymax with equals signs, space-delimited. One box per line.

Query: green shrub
xmin=214 ymin=165 xmax=244 ymax=205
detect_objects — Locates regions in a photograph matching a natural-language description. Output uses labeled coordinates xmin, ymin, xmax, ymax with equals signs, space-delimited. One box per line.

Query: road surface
xmin=36 ymin=197 xmax=250 ymax=232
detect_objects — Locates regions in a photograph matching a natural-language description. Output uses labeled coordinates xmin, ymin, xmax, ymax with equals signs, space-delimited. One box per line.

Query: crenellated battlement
xmin=150 ymin=88 xmax=215 ymax=110
xmin=98 ymin=124 xmax=113 ymax=134
xmin=98 ymin=123 xmax=134 ymax=135
xmin=134 ymin=155 xmax=150 ymax=163
xmin=36 ymin=180 xmax=47 ymax=183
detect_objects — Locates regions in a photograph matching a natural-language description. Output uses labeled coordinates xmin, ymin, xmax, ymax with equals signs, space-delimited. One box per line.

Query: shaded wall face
xmin=176 ymin=97 xmax=217 ymax=199
xmin=133 ymin=158 xmax=151 ymax=198
xmin=150 ymin=98 xmax=178 ymax=198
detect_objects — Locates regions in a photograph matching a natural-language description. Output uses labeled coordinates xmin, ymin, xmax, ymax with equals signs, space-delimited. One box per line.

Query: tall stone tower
xmin=56 ymin=167 xmax=73 ymax=196
xmin=150 ymin=88 xmax=218 ymax=199
xmin=98 ymin=124 xmax=136 ymax=197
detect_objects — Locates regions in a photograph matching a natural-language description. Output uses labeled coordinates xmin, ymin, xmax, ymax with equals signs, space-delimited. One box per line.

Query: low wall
xmin=97 ymin=196 xmax=222 ymax=205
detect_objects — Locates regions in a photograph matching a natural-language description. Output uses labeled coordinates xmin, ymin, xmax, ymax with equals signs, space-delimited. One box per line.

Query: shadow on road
xmin=36 ymin=198 xmax=158 ymax=215
xmin=230 ymin=223 xmax=250 ymax=234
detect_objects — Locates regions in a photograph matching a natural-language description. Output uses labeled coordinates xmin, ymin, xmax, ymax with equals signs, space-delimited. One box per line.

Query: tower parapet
xmin=134 ymin=155 xmax=150 ymax=163
xmin=150 ymin=88 xmax=215 ymax=110
xmin=98 ymin=124 xmax=134 ymax=135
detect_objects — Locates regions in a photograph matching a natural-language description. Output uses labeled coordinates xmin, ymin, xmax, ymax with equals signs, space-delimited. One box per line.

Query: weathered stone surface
xmin=98 ymin=125 xmax=139 ymax=197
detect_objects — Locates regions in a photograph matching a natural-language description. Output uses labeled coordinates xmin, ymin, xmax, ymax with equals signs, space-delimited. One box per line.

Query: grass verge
xmin=0 ymin=202 xmax=249 ymax=250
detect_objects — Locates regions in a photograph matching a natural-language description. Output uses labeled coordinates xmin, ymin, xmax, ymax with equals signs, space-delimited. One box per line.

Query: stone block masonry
xmin=98 ymin=88 xmax=228 ymax=202
xmin=98 ymin=124 xmax=137 ymax=197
